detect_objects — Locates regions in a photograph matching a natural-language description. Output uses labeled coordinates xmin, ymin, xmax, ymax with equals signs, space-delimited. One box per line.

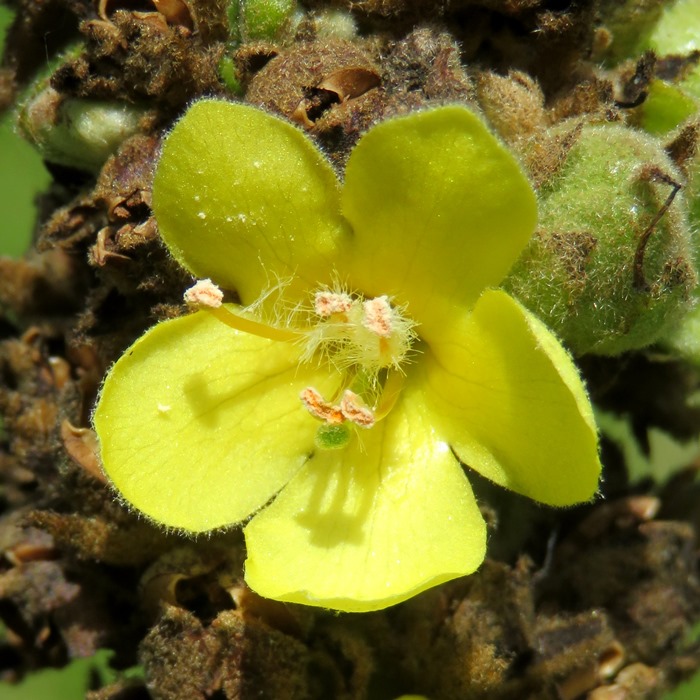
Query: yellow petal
xmin=422 ymin=289 xmax=600 ymax=506
xmin=152 ymin=99 xmax=349 ymax=305
xmin=244 ymin=379 xmax=486 ymax=612
xmin=93 ymin=309 xmax=341 ymax=532
xmin=341 ymin=106 xmax=537 ymax=340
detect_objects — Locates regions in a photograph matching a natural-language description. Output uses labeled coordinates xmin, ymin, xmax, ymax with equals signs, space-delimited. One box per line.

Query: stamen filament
xmin=208 ymin=305 xmax=301 ymax=343
xmin=375 ymin=371 xmax=406 ymax=421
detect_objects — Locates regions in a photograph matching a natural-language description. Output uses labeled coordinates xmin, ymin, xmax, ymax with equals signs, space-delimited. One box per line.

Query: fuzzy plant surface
xmin=227 ymin=0 xmax=297 ymax=44
xmin=15 ymin=43 xmax=146 ymax=173
xmin=622 ymin=0 xmax=700 ymax=366
xmin=504 ymin=123 xmax=696 ymax=356
xmin=92 ymin=100 xmax=601 ymax=613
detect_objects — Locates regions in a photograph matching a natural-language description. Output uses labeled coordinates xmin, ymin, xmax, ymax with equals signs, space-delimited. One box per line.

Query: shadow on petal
xmin=294 ymin=451 xmax=376 ymax=547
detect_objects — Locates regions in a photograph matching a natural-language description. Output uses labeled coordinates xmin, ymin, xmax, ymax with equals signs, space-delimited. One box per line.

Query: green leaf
xmin=638 ymin=79 xmax=698 ymax=135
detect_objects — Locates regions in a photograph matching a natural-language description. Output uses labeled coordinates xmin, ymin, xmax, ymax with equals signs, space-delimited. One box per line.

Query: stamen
xmin=184 ymin=279 xmax=223 ymax=308
xmin=362 ymin=296 xmax=393 ymax=337
xmin=314 ymin=291 xmax=354 ymax=318
xmin=300 ymin=287 xmax=414 ymax=440
xmin=185 ymin=279 xmax=299 ymax=342
xmin=300 ymin=387 xmax=344 ymax=424
xmin=340 ymin=390 xmax=375 ymax=428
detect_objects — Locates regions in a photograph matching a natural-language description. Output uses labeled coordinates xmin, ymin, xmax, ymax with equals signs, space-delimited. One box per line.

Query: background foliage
xmin=0 ymin=5 xmax=49 ymax=258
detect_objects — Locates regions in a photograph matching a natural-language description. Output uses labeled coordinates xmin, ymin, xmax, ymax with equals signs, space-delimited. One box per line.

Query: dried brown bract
xmin=52 ymin=11 xmax=226 ymax=109
xmin=246 ymin=38 xmax=382 ymax=163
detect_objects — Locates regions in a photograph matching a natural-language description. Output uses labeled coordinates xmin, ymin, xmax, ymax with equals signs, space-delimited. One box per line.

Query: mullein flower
xmin=93 ymin=100 xmax=601 ymax=612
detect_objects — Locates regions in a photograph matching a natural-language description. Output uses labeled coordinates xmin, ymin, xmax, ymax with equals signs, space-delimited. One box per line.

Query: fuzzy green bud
xmin=228 ymin=0 xmax=296 ymax=44
xmin=667 ymin=128 xmax=700 ymax=353
xmin=19 ymin=87 xmax=144 ymax=172
xmin=218 ymin=54 xmax=244 ymax=95
xmin=503 ymin=124 xmax=697 ymax=356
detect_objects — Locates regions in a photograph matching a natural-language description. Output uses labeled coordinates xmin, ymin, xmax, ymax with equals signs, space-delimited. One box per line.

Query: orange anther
xmin=314 ymin=291 xmax=354 ymax=318
xmin=340 ymin=390 xmax=375 ymax=428
xmin=184 ymin=279 xmax=223 ymax=308
xmin=362 ymin=296 xmax=393 ymax=338
xmin=300 ymin=387 xmax=344 ymax=424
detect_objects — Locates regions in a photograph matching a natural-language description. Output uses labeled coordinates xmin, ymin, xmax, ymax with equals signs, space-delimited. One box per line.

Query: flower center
xmin=299 ymin=290 xmax=416 ymax=449
xmin=303 ymin=291 xmax=415 ymax=371
xmin=185 ymin=280 xmax=416 ymax=451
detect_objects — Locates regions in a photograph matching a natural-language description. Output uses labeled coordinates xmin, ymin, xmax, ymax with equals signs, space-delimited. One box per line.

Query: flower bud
xmin=227 ymin=0 xmax=296 ymax=44
xmin=19 ymin=87 xmax=144 ymax=173
xmin=503 ymin=123 xmax=697 ymax=356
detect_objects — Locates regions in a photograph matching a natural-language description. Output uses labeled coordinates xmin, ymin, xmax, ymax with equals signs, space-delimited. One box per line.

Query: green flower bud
xmin=663 ymin=132 xmax=700 ymax=364
xmin=503 ymin=124 xmax=697 ymax=356
xmin=19 ymin=87 xmax=144 ymax=172
xmin=228 ymin=0 xmax=296 ymax=44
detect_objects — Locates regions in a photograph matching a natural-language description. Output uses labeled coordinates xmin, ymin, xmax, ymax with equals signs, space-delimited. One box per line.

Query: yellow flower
xmin=93 ymin=101 xmax=601 ymax=612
